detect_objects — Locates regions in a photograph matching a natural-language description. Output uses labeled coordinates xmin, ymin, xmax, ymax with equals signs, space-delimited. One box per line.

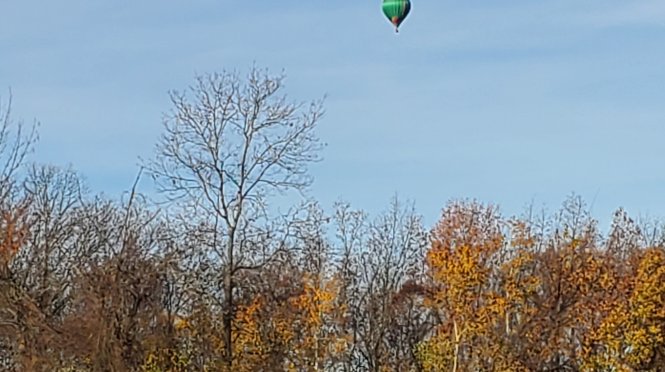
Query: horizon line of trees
xmin=0 ymin=67 xmax=664 ymax=371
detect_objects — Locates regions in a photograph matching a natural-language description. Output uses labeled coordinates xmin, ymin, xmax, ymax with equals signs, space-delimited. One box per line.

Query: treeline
xmin=0 ymin=68 xmax=664 ymax=371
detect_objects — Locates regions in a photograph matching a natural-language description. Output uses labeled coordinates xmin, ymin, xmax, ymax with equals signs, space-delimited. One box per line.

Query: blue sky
xmin=2 ymin=0 xmax=665 ymax=229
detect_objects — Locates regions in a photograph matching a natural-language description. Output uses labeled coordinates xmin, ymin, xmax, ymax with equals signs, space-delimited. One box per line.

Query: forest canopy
xmin=0 ymin=68 xmax=664 ymax=371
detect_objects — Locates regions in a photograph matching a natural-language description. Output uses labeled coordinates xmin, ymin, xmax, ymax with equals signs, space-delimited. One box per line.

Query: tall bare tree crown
xmin=146 ymin=67 xmax=325 ymax=226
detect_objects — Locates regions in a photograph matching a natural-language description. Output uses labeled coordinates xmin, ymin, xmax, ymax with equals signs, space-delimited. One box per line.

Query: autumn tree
xmin=497 ymin=197 xmax=608 ymax=370
xmin=582 ymin=210 xmax=665 ymax=370
xmin=418 ymin=200 xmax=511 ymax=371
xmin=144 ymin=66 xmax=325 ymax=366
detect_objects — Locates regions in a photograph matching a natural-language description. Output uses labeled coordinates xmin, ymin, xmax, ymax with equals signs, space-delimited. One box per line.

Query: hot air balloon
xmin=382 ymin=0 xmax=411 ymax=33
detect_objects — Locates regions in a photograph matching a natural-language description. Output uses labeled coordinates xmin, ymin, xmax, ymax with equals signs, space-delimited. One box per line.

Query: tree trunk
xmin=224 ymin=229 xmax=235 ymax=367
xmin=452 ymin=320 xmax=460 ymax=372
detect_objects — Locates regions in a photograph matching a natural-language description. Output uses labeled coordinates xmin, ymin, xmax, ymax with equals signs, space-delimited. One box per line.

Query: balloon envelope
xmin=382 ymin=0 xmax=411 ymax=31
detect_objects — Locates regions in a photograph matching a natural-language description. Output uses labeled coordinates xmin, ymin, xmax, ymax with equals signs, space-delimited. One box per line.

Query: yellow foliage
xmin=140 ymin=348 xmax=193 ymax=372
xmin=582 ymin=248 xmax=665 ymax=371
xmin=420 ymin=201 xmax=509 ymax=370
xmin=285 ymin=272 xmax=348 ymax=369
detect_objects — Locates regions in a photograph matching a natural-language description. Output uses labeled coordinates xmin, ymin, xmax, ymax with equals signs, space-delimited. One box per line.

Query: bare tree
xmin=334 ymin=196 xmax=429 ymax=371
xmin=11 ymin=165 xmax=84 ymax=319
xmin=0 ymin=92 xmax=40 ymax=369
xmin=0 ymin=91 xmax=38 ymax=204
xmin=145 ymin=66 xmax=325 ymax=365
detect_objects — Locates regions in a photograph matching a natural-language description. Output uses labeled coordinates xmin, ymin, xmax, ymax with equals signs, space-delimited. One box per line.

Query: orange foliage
xmin=0 ymin=205 xmax=30 ymax=269
xmin=583 ymin=248 xmax=665 ymax=370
